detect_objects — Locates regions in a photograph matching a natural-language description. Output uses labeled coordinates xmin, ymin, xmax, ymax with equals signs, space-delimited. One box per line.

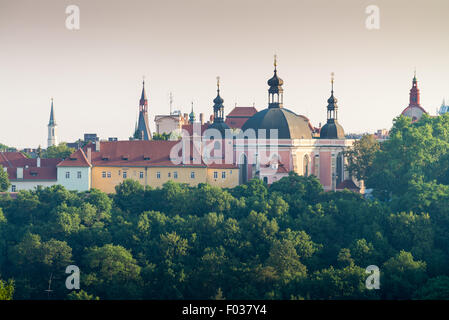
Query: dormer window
xmin=122 ymin=155 xmax=129 ymax=160
xmin=102 ymin=156 xmax=109 ymax=161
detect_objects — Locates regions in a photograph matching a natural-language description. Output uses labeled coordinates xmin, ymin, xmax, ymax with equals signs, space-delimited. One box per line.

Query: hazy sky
xmin=1 ymin=0 xmax=448 ymax=148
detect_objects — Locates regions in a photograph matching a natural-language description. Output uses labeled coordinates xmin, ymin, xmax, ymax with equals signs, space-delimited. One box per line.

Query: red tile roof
xmin=336 ymin=179 xmax=360 ymax=192
xmin=225 ymin=106 xmax=258 ymax=129
xmin=226 ymin=106 xmax=258 ymax=117
xmin=1 ymin=152 xmax=60 ymax=181
xmin=84 ymin=140 xmax=205 ymax=167
xmin=6 ymin=167 xmax=57 ymax=181
xmin=83 ymin=140 xmax=239 ymax=169
xmin=181 ymin=124 xmax=209 ymax=136
xmin=57 ymin=149 xmax=91 ymax=167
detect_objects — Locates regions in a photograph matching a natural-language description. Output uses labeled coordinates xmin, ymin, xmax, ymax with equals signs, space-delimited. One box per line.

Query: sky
xmin=1 ymin=0 xmax=448 ymax=149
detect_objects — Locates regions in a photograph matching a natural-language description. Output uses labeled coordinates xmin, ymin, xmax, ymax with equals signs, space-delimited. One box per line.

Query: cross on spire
xmin=331 ymin=72 xmax=335 ymax=92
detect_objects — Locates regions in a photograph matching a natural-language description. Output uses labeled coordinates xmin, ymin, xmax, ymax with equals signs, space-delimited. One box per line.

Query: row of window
xmin=101 ymin=171 xmax=145 ymax=179
xmin=65 ymin=172 xmax=82 ymax=179
xmin=213 ymin=171 xmax=227 ymax=179
xmin=99 ymin=170 xmax=228 ymax=180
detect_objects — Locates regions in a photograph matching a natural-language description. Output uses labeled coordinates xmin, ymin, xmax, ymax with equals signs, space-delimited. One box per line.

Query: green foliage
xmin=152 ymin=132 xmax=171 ymax=140
xmin=0 ymin=143 xmax=16 ymax=152
xmin=43 ymin=143 xmax=75 ymax=159
xmin=382 ymin=251 xmax=427 ymax=299
xmin=344 ymin=134 xmax=380 ymax=181
xmin=67 ymin=290 xmax=99 ymax=300
xmin=1 ymin=149 xmax=449 ymax=299
xmin=0 ymin=279 xmax=14 ymax=300
xmin=0 ymin=165 xmax=10 ymax=192
xmin=414 ymin=276 xmax=449 ymax=300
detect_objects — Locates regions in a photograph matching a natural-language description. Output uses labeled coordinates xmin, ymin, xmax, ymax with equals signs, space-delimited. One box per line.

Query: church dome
xmin=267 ymin=71 xmax=284 ymax=89
xmin=241 ymin=107 xmax=313 ymax=139
xmin=208 ymin=121 xmax=230 ymax=136
xmin=320 ymin=120 xmax=345 ymax=139
xmin=213 ymin=95 xmax=224 ymax=105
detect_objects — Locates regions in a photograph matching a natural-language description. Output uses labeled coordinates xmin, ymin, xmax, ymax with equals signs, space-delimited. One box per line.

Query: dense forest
xmin=1 ymin=114 xmax=449 ymax=300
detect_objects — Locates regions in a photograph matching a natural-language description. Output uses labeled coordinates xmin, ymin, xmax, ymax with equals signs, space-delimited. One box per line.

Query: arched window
xmin=303 ymin=154 xmax=309 ymax=177
xmin=239 ymin=153 xmax=248 ymax=184
xmin=336 ymin=152 xmax=344 ymax=186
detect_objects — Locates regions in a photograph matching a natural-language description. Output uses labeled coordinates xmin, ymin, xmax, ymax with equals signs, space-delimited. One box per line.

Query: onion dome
xmin=241 ymin=57 xmax=313 ymax=139
xmin=208 ymin=76 xmax=230 ymax=135
xmin=320 ymin=73 xmax=345 ymax=139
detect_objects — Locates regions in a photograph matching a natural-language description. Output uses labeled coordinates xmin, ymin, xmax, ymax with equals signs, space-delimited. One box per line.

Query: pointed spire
xmin=189 ymin=101 xmax=196 ymax=123
xmin=267 ymin=55 xmax=284 ymax=108
xmin=136 ymin=79 xmax=152 ymax=140
xmin=326 ymin=72 xmax=338 ymax=122
xmin=409 ymin=70 xmax=421 ymax=106
xmin=49 ymin=98 xmax=56 ymax=126
xmin=140 ymin=77 xmax=148 ymax=107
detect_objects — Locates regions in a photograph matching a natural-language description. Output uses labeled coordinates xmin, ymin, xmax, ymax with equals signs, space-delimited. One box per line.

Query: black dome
xmin=241 ymin=107 xmax=313 ymax=139
xmin=208 ymin=121 xmax=231 ymax=136
xmin=267 ymin=71 xmax=284 ymax=87
xmin=320 ymin=120 xmax=345 ymax=139
xmin=213 ymin=95 xmax=224 ymax=105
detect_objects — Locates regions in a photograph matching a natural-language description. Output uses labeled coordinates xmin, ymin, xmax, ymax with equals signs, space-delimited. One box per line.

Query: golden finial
xmin=274 ymin=54 xmax=277 ymax=68
xmin=216 ymin=76 xmax=220 ymax=89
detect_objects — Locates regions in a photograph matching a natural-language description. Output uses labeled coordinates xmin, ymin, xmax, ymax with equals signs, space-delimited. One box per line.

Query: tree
xmin=382 ymin=251 xmax=427 ymax=299
xmin=152 ymin=132 xmax=171 ymax=140
xmin=344 ymin=134 xmax=380 ymax=181
xmin=367 ymin=114 xmax=449 ymax=198
xmin=67 ymin=290 xmax=99 ymax=300
xmin=43 ymin=143 xmax=75 ymax=159
xmin=0 ymin=165 xmax=10 ymax=192
xmin=0 ymin=279 xmax=14 ymax=300
xmin=83 ymin=244 xmax=142 ymax=299
xmin=415 ymin=276 xmax=449 ymax=300
xmin=114 ymin=179 xmax=145 ymax=214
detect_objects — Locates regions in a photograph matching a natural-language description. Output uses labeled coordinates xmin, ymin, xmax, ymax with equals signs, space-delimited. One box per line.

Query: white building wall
xmin=9 ymin=180 xmax=58 ymax=192
xmin=57 ymin=167 xmax=91 ymax=191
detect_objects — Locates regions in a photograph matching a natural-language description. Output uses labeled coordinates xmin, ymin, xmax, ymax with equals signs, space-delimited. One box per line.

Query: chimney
xmin=37 ymin=157 xmax=41 ymax=168
xmin=17 ymin=167 xmax=23 ymax=179
xmin=87 ymin=148 xmax=92 ymax=163
xmin=200 ymin=113 xmax=204 ymax=125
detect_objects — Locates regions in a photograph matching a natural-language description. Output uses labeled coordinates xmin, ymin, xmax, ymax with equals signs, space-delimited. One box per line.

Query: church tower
xmin=400 ymin=71 xmax=428 ymax=121
xmin=47 ymin=98 xmax=58 ymax=148
xmin=135 ymin=80 xmax=152 ymax=140
xmin=319 ymin=73 xmax=345 ymax=139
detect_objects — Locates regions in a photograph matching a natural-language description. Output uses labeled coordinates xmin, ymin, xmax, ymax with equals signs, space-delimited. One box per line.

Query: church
xmin=400 ymin=72 xmax=428 ymax=121
xmin=168 ymin=57 xmax=359 ymax=192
